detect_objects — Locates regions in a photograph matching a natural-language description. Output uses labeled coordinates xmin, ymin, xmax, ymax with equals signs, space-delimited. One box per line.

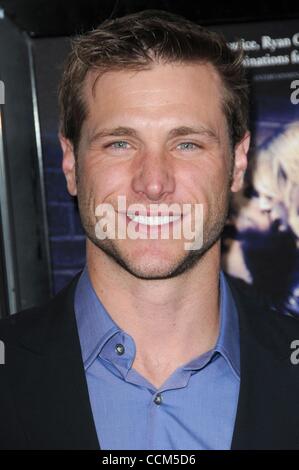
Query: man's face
xmin=61 ymin=62 xmax=248 ymax=279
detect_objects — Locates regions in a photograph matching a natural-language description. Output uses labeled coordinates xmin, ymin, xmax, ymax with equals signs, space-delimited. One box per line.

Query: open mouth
xmin=126 ymin=214 xmax=182 ymax=226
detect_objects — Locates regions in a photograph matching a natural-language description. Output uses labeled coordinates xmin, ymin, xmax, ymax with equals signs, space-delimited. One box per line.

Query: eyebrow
xmin=89 ymin=125 xmax=220 ymax=145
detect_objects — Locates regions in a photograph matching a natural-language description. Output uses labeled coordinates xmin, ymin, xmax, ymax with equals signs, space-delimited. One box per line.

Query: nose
xmin=131 ymin=149 xmax=175 ymax=202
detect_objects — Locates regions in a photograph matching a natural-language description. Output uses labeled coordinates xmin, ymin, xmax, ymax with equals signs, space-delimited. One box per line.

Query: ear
xmin=59 ymin=133 xmax=77 ymax=196
xmin=230 ymin=132 xmax=251 ymax=193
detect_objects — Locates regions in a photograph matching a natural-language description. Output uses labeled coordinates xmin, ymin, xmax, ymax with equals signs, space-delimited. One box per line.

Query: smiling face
xmin=61 ymin=61 xmax=249 ymax=279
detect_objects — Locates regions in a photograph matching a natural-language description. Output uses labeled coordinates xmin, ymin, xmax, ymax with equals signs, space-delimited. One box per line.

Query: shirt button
xmin=115 ymin=343 xmax=125 ymax=355
xmin=154 ymin=393 xmax=163 ymax=405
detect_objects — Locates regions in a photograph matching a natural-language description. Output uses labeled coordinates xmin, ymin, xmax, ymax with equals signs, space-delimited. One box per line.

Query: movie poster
xmin=213 ymin=20 xmax=299 ymax=316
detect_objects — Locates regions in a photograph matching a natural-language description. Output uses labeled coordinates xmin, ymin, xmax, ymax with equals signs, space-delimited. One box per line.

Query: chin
xmin=122 ymin=257 xmax=189 ymax=280
xmin=101 ymin=238 xmax=191 ymax=279
xmin=123 ymin=246 xmax=184 ymax=278
xmin=126 ymin=264 xmax=176 ymax=280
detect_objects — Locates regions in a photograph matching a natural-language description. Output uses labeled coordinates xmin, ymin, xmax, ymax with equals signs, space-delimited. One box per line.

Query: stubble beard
xmin=77 ymin=194 xmax=231 ymax=281
xmin=75 ymin=156 xmax=233 ymax=280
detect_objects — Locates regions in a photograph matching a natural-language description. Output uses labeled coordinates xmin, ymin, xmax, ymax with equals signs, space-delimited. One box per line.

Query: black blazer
xmin=0 ymin=272 xmax=299 ymax=450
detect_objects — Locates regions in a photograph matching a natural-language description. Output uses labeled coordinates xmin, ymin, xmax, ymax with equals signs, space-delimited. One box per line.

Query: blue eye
xmin=177 ymin=142 xmax=199 ymax=151
xmin=110 ymin=141 xmax=129 ymax=149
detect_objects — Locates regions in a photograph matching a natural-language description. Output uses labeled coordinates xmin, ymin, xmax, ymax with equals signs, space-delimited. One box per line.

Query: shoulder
xmin=225 ymin=273 xmax=299 ymax=357
xmin=0 ymin=271 xmax=81 ymax=346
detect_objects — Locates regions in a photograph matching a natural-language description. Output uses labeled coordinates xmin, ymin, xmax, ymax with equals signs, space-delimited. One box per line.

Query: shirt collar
xmin=216 ymin=271 xmax=240 ymax=378
xmin=74 ymin=265 xmax=121 ymax=370
xmin=74 ymin=265 xmax=240 ymax=378
xmin=178 ymin=271 xmax=240 ymax=379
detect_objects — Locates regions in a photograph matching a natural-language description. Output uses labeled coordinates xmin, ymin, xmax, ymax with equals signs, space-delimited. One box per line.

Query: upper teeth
xmin=127 ymin=214 xmax=181 ymax=226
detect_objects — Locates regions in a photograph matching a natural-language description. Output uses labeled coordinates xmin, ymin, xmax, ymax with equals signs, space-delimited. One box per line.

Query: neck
xmin=86 ymin=240 xmax=221 ymax=386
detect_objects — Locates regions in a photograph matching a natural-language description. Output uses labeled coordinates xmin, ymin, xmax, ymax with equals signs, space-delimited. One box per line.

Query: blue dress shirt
xmin=74 ymin=266 xmax=240 ymax=450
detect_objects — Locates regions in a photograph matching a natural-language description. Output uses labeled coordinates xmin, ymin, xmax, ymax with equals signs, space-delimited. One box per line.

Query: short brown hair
xmin=58 ymin=9 xmax=249 ymax=154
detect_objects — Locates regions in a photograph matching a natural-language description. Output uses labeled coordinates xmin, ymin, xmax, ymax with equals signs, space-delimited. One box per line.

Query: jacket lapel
xmin=8 ymin=272 xmax=100 ymax=449
xmin=227 ymin=276 xmax=299 ymax=449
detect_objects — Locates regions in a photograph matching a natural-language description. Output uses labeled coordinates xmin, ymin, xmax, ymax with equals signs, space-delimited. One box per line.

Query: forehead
xmin=82 ymin=62 xmax=226 ymax=131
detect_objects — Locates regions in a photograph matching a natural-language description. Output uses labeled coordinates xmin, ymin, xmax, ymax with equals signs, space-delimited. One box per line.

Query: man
xmin=0 ymin=10 xmax=299 ymax=450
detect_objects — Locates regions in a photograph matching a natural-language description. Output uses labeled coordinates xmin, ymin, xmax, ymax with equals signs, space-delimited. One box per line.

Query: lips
xmin=126 ymin=213 xmax=182 ymax=226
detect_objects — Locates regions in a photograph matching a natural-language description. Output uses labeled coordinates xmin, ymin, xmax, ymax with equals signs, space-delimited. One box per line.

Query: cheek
xmin=79 ymin=159 xmax=131 ymax=203
xmin=187 ymin=165 xmax=231 ymax=227
xmin=181 ymin=157 xmax=230 ymax=202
